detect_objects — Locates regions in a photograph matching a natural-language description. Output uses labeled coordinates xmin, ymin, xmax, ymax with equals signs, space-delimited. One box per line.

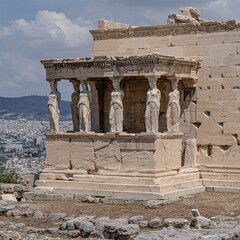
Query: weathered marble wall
xmin=92 ymin=27 xmax=240 ymax=170
xmin=45 ymin=133 xmax=183 ymax=174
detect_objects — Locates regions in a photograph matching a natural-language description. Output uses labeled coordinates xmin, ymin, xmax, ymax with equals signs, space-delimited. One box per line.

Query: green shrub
xmin=0 ymin=168 xmax=21 ymax=184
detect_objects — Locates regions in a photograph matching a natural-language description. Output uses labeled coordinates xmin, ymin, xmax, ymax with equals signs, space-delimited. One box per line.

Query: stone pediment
xmin=41 ymin=53 xmax=201 ymax=86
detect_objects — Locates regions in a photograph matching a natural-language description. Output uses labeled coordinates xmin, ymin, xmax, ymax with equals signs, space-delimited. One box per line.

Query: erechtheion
xmin=37 ymin=8 xmax=240 ymax=200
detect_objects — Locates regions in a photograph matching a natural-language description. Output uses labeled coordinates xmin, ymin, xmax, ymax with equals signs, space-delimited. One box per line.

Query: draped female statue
xmin=71 ymin=82 xmax=80 ymax=131
xmin=145 ymin=78 xmax=161 ymax=133
xmin=166 ymin=79 xmax=181 ymax=132
xmin=109 ymin=79 xmax=124 ymax=132
xmin=78 ymin=81 xmax=91 ymax=132
xmin=48 ymin=80 xmax=61 ymax=132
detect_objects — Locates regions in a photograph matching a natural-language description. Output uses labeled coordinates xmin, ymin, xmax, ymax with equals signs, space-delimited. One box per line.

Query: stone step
xmin=205 ymin=186 xmax=240 ymax=194
xmin=40 ymin=171 xmax=200 ymax=185
xmin=34 ymin=185 xmax=205 ymax=200
xmin=203 ymin=179 xmax=240 ymax=188
xmin=161 ymin=186 xmax=205 ymax=199
xmin=201 ymin=172 xmax=240 ymax=181
xmin=35 ymin=178 xmax=202 ymax=194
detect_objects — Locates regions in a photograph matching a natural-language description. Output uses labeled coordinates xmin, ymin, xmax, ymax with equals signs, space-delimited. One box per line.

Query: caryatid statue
xmin=109 ymin=78 xmax=124 ymax=132
xmin=166 ymin=78 xmax=181 ymax=132
xmin=48 ymin=80 xmax=61 ymax=132
xmin=70 ymin=81 xmax=80 ymax=131
xmin=78 ymin=80 xmax=91 ymax=132
xmin=145 ymin=76 xmax=161 ymax=133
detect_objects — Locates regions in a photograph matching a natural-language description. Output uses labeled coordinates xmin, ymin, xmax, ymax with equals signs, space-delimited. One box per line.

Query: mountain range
xmin=0 ymin=96 xmax=71 ymax=120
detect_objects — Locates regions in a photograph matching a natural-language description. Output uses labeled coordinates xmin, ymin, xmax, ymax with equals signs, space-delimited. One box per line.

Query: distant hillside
xmin=0 ymin=96 xmax=71 ymax=120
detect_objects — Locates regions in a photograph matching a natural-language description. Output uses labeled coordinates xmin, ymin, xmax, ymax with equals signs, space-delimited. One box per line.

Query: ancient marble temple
xmin=36 ymin=7 xmax=240 ymax=200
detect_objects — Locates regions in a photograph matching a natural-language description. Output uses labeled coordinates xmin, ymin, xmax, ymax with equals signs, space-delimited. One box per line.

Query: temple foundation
xmin=34 ymin=132 xmax=204 ymax=200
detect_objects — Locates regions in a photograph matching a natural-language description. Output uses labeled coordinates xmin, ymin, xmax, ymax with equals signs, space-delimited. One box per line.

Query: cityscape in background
xmin=0 ymin=119 xmax=72 ymax=175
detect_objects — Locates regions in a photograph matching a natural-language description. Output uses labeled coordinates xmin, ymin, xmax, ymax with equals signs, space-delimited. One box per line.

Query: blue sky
xmin=0 ymin=0 xmax=239 ymax=100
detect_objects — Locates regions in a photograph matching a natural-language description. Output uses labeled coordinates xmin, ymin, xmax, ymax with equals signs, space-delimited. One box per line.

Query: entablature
xmin=41 ymin=53 xmax=201 ymax=86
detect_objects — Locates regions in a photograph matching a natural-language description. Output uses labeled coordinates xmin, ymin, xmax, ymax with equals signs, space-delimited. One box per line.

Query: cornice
xmin=90 ymin=20 xmax=240 ymax=41
xmin=41 ymin=53 xmax=201 ymax=70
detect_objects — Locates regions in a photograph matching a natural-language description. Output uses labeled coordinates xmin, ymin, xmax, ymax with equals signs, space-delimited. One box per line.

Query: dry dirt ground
xmin=1 ymin=192 xmax=240 ymax=228
xmin=1 ymin=191 xmax=240 ymax=239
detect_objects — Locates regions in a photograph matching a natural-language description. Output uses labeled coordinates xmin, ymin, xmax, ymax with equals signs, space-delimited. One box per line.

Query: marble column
xmin=88 ymin=81 xmax=100 ymax=132
xmin=145 ymin=75 xmax=161 ymax=133
xmin=166 ymin=77 xmax=181 ymax=132
xmin=70 ymin=80 xmax=80 ymax=132
xmin=48 ymin=79 xmax=61 ymax=132
xmin=78 ymin=79 xmax=91 ymax=132
xmin=109 ymin=77 xmax=124 ymax=133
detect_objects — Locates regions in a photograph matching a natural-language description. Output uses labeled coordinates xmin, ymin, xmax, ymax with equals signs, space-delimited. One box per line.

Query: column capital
xmin=145 ymin=75 xmax=160 ymax=83
xmin=109 ymin=76 xmax=123 ymax=82
xmin=168 ymin=76 xmax=182 ymax=83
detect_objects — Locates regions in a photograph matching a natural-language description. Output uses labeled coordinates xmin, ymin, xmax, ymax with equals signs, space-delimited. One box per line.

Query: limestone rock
xmin=191 ymin=216 xmax=213 ymax=229
xmin=0 ymin=205 xmax=15 ymax=216
xmin=115 ymin=224 xmax=140 ymax=237
xmin=134 ymin=232 xmax=162 ymax=240
xmin=128 ymin=216 xmax=144 ymax=224
xmin=164 ymin=218 xmax=189 ymax=228
xmin=68 ymin=230 xmax=81 ymax=238
xmin=79 ymin=221 xmax=95 ymax=237
xmin=48 ymin=213 xmax=66 ymax=220
xmin=148 ymin=218 xmax=162 ymax=229
xmin=0 ymin=184 xmax=15 ymax=193
xmin=144 ymin=200 xmax=164 ymax=209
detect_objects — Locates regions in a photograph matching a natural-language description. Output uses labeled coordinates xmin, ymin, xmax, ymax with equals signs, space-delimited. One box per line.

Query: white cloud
xmin=1 ymin=10 xmax=93 ymax=49
xmin=0 ymin=10 xmax=93 ymax=99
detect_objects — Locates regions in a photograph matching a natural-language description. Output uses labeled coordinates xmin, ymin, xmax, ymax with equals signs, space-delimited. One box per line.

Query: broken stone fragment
xmin=164 ymin=218 xmax=189 ymax=228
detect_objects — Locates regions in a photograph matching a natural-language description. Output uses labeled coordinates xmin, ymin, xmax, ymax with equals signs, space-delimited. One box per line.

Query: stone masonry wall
xmin=92 ymin=29 xmax=240 ymax=169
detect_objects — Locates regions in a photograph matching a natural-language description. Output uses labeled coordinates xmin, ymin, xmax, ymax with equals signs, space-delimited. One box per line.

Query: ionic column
xmin=88 ymin=81 xmax=100 ymax=132
xmin=109 ymin=77 xmax=124 ymax=133
xmin=166 ymin=77 xmax=181 ymax=132
xmin=47 ymin=79 xmax=61 ymax=132
xmin=77 ymin=78 xmax=91 ymax=132
xmin=70 ymin=80 xmax=80 ymax=132
xmin=145 ymin=75 xmax=161 ymax=133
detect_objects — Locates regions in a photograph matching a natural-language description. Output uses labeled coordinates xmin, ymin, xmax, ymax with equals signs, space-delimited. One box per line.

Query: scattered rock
xmin=66 ymin=219 xmax=76 ymax=230
xmin=21 ymin=211 xmax=34 ymax=218
xmin=148 ymin=217 xmax=162 ymax=229
xmin=1 ymin=194 xmax=17 ymax=202
xmin=1 ymin=184 xmax=15 ymax=193
xmin=129 ymin=216 xmax=144 ymax=224
xmin=191 ymin=216 xmax=213 ymax=229
xmin=68 ymin=230 xmax=81 ymax=238
xmin=135 ymin=232 xmax=162 ymax=240
xmin=115 ymin=224 xmax=140 ymax=238
xmin=128 ymin=216 xmax=148 ymax=228
xmin=139 ymin=220 xmax=148 ymax=228
xmin=59 ymin=222 xmax=67 ymax=230
xmin=164 ymin=218 xmax=189 ymax=228
xmin=76 ymin=195 xmax=95 ymax=203
xmin=48 ymin=213 xmax=66 ymax=220
xmin=144 ymin=200 xmax=163 ymax=209
xmin=0 ymin=205 xmax=15 ymax=216
xmin=79 ymin=221 xmax=95 ymax=237
xmin=46 ymin=227 xmax=59 ymax=234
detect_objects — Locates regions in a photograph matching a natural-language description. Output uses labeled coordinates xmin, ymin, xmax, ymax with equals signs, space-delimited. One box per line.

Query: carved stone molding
xmin=90 ymin=20 xmax=240 ymax=41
